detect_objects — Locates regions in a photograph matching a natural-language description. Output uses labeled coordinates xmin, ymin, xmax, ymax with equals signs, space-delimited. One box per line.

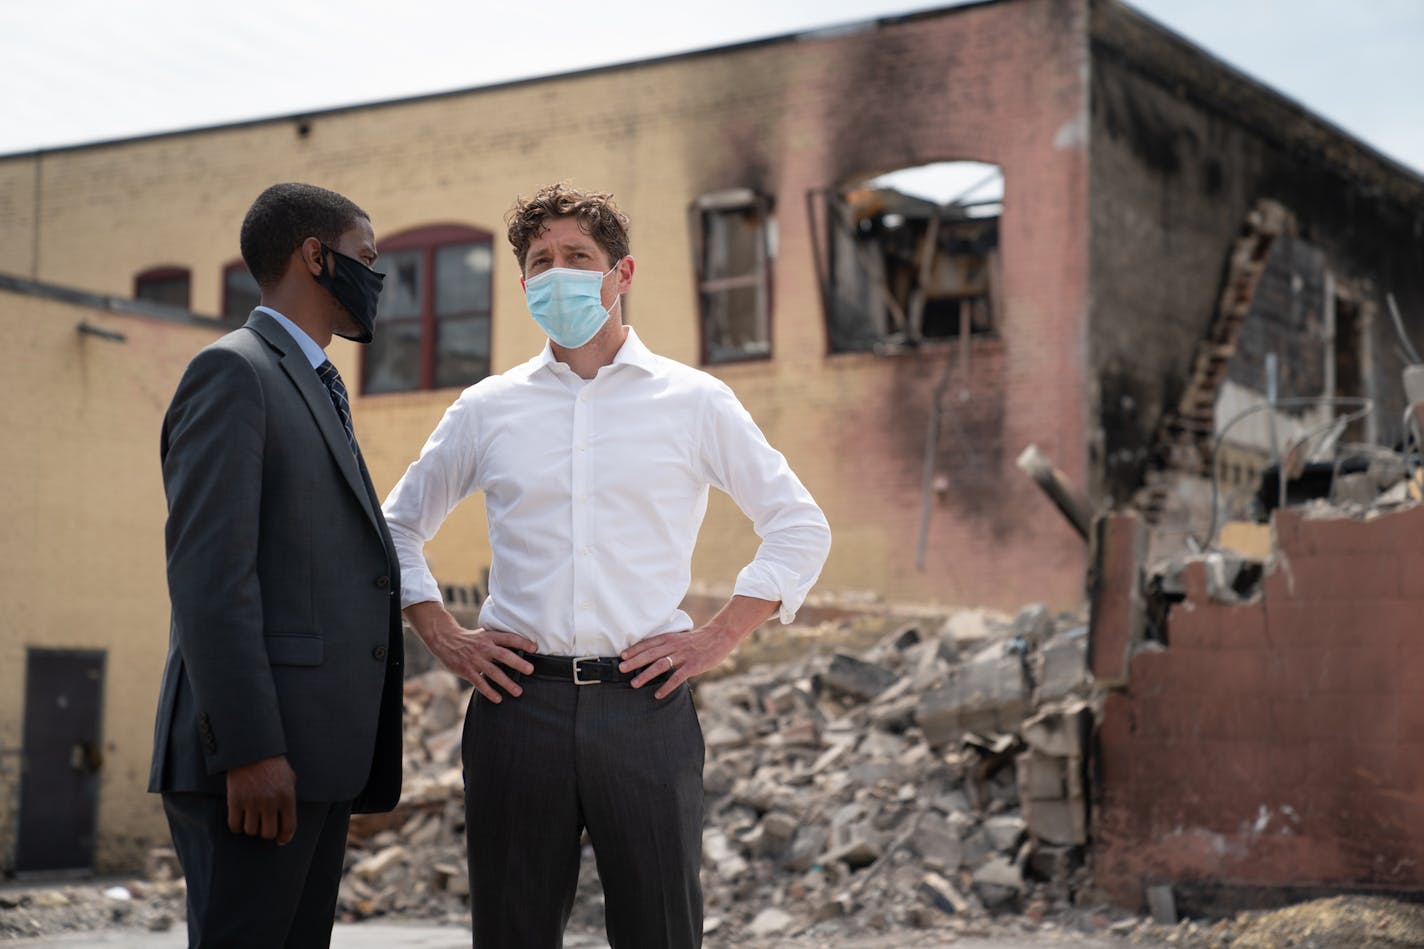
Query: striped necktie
xmin=316 ymin=360 xmax=359 ymax=457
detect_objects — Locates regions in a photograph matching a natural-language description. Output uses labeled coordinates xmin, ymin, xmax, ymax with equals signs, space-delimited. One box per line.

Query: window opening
xmin=809 ymin=161 xmax=1002 ymax=353
xmin=690 ymin=189 xmax=774 ymax=364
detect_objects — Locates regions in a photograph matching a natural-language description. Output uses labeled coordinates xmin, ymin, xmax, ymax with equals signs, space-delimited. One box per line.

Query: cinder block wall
xmin=0 ymin=289 xmax=223 ymax=872
xmin=0 ymin=0 xmax=1093 ymax=612
xmin=1091 ymin=506 xmax=1424 ymax=909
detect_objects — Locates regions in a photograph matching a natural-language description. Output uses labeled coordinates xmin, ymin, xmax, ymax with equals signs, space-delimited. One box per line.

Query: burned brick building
xmin=2 ymin=0 xmax=1423 ymax=876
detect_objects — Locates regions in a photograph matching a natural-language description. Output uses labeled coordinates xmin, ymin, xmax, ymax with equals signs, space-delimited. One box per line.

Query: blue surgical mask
xmin=523 ymin=261 xmax=622 ymax=349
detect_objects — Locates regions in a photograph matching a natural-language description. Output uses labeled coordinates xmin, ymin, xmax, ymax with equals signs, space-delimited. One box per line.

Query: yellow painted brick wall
xmin=1 ymin=0 xmax=1093 ymax=624
xmin=0 ymin=290 xmax=225 ymax=871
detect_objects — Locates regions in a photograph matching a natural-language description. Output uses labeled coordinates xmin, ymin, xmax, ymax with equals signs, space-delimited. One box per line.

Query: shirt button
xmin=580 ymin=602 xmax=592 ymax=610
xmin=372 ymin=645 xmax=388 ymax=660
xmin=581 ymin=547 xmax=592 ymax=555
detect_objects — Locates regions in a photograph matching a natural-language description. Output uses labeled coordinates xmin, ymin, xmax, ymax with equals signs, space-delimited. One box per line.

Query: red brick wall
xmin=1092 ymin=507 xmax=1424 ymax=908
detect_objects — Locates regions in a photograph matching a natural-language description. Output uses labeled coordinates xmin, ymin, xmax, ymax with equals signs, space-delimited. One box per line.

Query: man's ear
xmin=615 ymin=256 xmax=635 ymax=294
xmin=300 ymin=237 xmax=327 ymax=277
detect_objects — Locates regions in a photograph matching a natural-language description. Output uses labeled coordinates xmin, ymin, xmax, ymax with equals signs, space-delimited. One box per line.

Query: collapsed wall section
xmin=1091 ymin=506 xmax=1424 ymax=911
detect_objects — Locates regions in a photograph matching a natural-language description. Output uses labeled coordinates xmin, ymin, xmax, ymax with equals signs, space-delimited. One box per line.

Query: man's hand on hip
xmin=404 ymin=600 xmax=536 ymax=703
xmin=620 ymin=595 xmax=780 ymax=700
xmin=226 ymin=754 xmax=297 ymax=845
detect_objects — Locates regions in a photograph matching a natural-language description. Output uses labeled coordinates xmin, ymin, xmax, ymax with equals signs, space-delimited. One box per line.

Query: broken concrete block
xmin=1020 ymin=701 xmax=1090 ymax=758
xmin=1025 ymin=843 xmax=1080 ymax=881
xmin=868 ymin=692 xmax=918 ymax=731
xmin=1011 ymin=603 xmax=1055 ymax=646
xmin=785 ymin=824 xmax=830 ymax=872
xmin=748 ymin=907 xmax=795 ymax=936
xmin=822 ymin=835 xmax=882 ymax=870
xmin=353 ymin=845 xmax=407 ymax=882
xmin=958 ymin=827 xmax=994 ymax=872
xmin=1146 ymin=883 xmax=1177 ymax=925
xmin=972 ymin=855 xmax=1024 ymax=890
xmin=1016 ymin=751 xmax=1083 ymax=801
xmin=908 ymin=814 xmax=963 ymax=872
xmin=918 ymin=871 xmax=972 ymax=915
xmin=704 ymin=722 xmax=748 ymax=751
xmin=703 ymin=829 xmax=749 ymax=879
xmin=822 ymin=653 xmax=900 ymax=701
xmin=1033 ymin=627 xmax=1090 ymax=704
xmin=1021 ymin=797 xmax=1087 ymax=846
xmin=703 ymin=759 xmax=736 ymax=796
xmin=917 ymin=644 xmax=1030 ymax=745
xmin=943 ymin=609 xmax=1002 ymax=651
xmin=983 ymin=815 xmax=1027 ymax=853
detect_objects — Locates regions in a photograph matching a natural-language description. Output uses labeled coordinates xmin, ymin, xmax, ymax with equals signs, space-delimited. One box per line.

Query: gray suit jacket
xmin=149 ymin=310 xmax=402 ymax=812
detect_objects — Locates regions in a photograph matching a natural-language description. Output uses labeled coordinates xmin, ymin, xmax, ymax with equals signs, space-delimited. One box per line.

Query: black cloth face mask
xmin=315 ymin=243 xmax=385 ymax=344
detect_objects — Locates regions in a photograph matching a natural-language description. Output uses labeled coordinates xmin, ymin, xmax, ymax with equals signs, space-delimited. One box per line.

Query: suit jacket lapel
xmin=245 ymin=313 xmax=384 ymax=536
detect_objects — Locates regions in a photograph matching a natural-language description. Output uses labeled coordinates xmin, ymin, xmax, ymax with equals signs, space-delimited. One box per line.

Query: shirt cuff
xmin=733 ymin=560 xmax=807 ymax=625
xmin=398 ymin=568 xmax=444 ymax=610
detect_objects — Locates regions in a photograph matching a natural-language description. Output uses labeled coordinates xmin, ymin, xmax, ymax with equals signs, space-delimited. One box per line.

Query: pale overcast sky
xmin=2 ymin=0 xmax=1420 ymax=174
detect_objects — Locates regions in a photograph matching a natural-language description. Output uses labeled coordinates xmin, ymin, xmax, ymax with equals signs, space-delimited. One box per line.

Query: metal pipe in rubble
xmin=1016 ymin=444 xmax=1093 ymax=541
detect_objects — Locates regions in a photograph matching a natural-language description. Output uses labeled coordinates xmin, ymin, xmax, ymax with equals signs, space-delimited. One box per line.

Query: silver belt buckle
xmin=571 ymin=656 xmax=602 ymax=686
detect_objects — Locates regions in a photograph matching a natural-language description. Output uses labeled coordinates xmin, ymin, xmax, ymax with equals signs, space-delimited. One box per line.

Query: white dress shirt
xmin=382 ymin=327 xmax=832 ymax=657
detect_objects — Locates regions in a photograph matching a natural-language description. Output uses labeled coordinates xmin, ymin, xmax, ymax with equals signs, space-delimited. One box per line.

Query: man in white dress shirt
xmin=382 ymin=182 xmax=831 ymax=948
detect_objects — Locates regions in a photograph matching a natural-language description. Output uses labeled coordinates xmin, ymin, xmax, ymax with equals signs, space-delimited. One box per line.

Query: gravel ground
xmin=6 ymin=877 xmax=1424 ymax=948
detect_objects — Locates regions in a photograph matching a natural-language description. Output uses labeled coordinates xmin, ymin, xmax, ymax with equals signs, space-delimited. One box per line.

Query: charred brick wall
xmin=1091 ymin=506 xmax=1424 ymax=910
xmin=1087 ymin=0 xmax=1424 ymax=504
xmin=0 ymin=0 xmax=1096 ymax=610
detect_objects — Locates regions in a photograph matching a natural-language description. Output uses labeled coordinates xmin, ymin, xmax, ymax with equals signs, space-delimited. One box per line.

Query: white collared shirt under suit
xmin=383 ymin=326 xmax=831 ymax=947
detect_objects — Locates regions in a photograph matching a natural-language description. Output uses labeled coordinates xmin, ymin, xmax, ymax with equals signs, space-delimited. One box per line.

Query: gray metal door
xmin=15 ymin=649 xmax=106 ymax=873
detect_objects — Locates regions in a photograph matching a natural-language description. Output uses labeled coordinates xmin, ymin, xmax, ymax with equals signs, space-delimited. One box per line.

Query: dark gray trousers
xmin=162 ymin=792 xmax=352 ymax=948
xmin=463 ymin=670 xmax=705 ymax=948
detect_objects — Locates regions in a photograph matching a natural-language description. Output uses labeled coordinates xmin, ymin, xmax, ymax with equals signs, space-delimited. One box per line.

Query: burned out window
xmin=135 ymin=266 xmax=191 ymax=309
xmin=690 ymin=189 xmax=773 ymax=364
xmin=810 ymin=162 xmax=1002 ymax=353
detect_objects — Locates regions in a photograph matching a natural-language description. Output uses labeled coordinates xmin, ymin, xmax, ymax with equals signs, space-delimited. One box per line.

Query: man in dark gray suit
xmin=149 ymin=183 xmax=403 ymax=948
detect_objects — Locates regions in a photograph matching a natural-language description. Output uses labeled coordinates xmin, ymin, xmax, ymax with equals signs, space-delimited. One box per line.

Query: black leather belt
xmin=519 ymin=652 xmax=652 ymax=685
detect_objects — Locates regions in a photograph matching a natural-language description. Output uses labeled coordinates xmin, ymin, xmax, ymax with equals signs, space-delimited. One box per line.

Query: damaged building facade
xmin=2 ymin=0 xmax=1423 ymax=898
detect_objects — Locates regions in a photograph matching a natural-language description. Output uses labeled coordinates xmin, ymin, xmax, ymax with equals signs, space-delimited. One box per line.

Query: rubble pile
xmin=341 ymin=604 xmax=1117 ymax=943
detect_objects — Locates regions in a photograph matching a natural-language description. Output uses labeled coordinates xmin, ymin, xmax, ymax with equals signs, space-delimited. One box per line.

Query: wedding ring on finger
xmin=664 ymin=656 xmax=675 ymax=671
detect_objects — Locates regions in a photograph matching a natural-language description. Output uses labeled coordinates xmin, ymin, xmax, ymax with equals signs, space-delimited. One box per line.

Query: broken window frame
xmin=689 ymin=188 xmax=775 ymax=365
xmin=807 ymin=177 xmax=1002 ymax=356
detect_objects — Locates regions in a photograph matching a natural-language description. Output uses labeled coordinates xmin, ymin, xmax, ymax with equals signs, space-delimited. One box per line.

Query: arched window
xmin=135 ymin=266 xmax=191 ymax=309
xmin=364 ymin=224 xmax=493 ymax=394
xmin=221 ymin=260 xmax=260 ymax=324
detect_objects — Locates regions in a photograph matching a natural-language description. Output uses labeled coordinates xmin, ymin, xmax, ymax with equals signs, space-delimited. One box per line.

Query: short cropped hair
xmin=239 ymin=183 xmax=369 ymax=287
xmin=505 ymin=183 xmax=630 ymax=273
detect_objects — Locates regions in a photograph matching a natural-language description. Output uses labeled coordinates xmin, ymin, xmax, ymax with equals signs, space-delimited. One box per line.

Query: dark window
xmin=691 ymin=189 xmax=773 ymax=364
xmin=810 ymin=162 xmax=1003 ymax=354
xmin=134 ymin=266 xmax=191 ymax=309
xmin=363 ymin=225 xmax=493 ymax=395
xmin=222 ymin=261 xmax=261 ymax=323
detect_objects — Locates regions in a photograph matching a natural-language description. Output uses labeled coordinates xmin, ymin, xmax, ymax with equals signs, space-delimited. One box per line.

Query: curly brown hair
xmin=505 ymin=182 xmax=630 ymax=273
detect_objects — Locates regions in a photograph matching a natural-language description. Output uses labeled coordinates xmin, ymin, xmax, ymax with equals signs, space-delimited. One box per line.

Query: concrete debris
xmin=333 ymin=605 xmax=1106 ymax=944
xmin=4 ymin=611 xmax=1419 ymax=947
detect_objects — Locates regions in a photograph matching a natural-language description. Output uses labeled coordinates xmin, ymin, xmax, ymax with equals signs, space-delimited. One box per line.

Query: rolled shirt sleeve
xmin=381 ymin=394 xmax=481 ymax=610
xmin=698 ymin=380 xmax=832 ymax=624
